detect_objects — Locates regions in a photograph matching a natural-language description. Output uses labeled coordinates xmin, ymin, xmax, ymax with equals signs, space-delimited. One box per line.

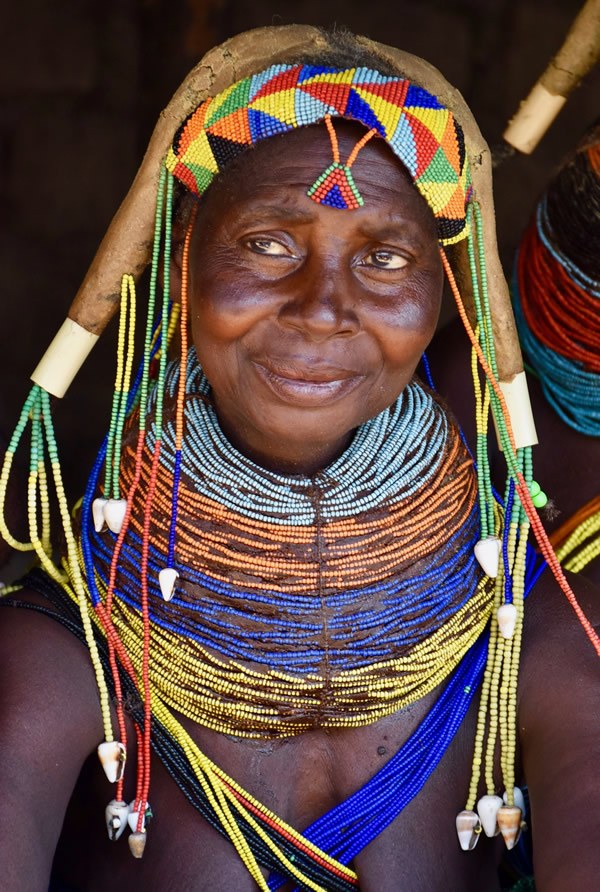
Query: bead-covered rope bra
xmin=85 ymin=362 xmax=492 ymax=736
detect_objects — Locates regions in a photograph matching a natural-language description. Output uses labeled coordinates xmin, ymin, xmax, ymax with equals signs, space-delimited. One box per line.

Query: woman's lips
xmin=252 ymin=360 xmax=363 ymax=406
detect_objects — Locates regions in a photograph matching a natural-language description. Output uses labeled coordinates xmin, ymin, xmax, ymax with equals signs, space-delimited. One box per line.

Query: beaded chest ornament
xmin=1 ymin=60 xmax=599 ymax=887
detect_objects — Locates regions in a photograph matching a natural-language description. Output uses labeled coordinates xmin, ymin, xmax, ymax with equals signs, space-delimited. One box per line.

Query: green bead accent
xmin=532 ymin=490 xmax=548 ymax=508
xmin=529 ymin=480 xmax=541 ymax=498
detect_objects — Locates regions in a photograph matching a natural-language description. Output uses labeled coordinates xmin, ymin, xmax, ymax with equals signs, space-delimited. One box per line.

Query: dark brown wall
xmin=1 ymin=0 xmax=598 ymax=500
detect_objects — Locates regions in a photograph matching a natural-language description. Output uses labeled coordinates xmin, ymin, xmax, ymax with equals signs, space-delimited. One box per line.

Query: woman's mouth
xmin=252 ymin=360 xmax=364 ymax=406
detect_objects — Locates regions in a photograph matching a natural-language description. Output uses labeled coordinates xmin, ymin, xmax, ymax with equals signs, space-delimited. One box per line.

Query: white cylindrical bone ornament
xmin=496 ymin=372 xmax=538 ymax=450
xmin=503 ymin=85 xmax=566 ymax=154
xmin=30 ymin=319 xmax=99 ymax=399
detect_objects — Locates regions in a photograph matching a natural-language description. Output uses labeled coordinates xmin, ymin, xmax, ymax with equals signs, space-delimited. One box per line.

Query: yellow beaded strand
xmin=556 ymin=511 xmax=600 ymax=573
xmin=91 ymin=565 xmax=492 ymax=737
xmin=109 ymin=275 xmax=137 ymax=498
xmin=153 ymin=695 xmax=357 ymax=889
xmin=1 ymin=386 xmax=115 ymax=744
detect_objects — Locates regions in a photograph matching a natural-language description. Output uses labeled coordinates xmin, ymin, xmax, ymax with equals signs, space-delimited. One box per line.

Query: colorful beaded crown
xmin=165 ymin=64 xmax=472 ymax=245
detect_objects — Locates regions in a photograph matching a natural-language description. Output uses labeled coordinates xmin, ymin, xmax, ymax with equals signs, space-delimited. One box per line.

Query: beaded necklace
xmin=1 ymin=59 xmax=598 ymax=882
xmin=82 ymin=357 xmax=492 ymax=737
xmin=513 ymin=204 xmax=600 ymax=435
xmin=512 ymin=132 xmax=600 ymax=575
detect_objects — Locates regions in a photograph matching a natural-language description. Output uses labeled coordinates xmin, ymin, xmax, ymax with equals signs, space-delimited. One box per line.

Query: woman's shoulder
xmin=0 ymin=584 xmax=103 ymax=749
xmin=519 ymin=568 xmax=599 ymax=717
xmin=521 ymin=568 xmax=600 ymax=663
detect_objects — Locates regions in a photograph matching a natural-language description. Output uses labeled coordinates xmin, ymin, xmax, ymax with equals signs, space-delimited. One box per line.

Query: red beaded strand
xmin=517 ymin=221 xmax=600 ymax=372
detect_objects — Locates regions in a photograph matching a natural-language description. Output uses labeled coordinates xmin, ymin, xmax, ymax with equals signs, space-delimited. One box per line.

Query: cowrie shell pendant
xmin=104 ymin=498 xmax=127 ymax=534
xmin=97 ymin=740 xmax=126 ymax=783
xmin=474 ymin=536 xmax=501 ymax=578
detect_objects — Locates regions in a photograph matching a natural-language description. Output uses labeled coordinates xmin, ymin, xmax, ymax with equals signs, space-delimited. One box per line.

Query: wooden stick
xmin=504 ymin=0 xmax=600 ymax=154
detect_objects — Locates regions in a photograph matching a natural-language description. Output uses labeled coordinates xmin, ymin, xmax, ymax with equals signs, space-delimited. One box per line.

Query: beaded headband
xmin=165 ymin=64 xmax=472 ymax=245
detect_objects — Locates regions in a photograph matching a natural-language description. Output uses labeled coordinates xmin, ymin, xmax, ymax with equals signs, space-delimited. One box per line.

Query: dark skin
xmin=427 ymin=317 xmax=600 ymax=586
xmin=1 ymin=124 xmax=599 ymax=892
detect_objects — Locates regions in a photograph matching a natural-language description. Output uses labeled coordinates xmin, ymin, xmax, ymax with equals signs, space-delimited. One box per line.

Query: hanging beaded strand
xmin=131 ymin=170 xmax=177 ymax=851
xmin=92 ymin=276 xmax=137 ymax=538
xmin=442 ymin=194 xmax=600 ymax=850
xmin=0 ymin=385 xmax=116 ymax=754
xmin=447 ymin=239 xmax=600 ymax=640
xmin=95 ymin=168 xmax=171 ymax=852
xmin=466 ymin=203 xmax=528 ymax=827
xmin=0 ymin=389 xmax=42 ymax=556
xmin=92 ymin=276 xmax=138 ymax=830
xmin=160 ymin=202 xmax=199 ymax=603
xmin=442 ymin=228 xmax=600 ymax=849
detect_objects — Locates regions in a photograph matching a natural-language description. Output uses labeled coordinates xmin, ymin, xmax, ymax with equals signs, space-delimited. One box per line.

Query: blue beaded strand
xmin=267 ymin=546 xmax=545 ymax=890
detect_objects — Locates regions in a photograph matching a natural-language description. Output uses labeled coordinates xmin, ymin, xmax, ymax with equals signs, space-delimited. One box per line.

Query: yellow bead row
xmin=87 ymin=560 xmax=492 ymax=737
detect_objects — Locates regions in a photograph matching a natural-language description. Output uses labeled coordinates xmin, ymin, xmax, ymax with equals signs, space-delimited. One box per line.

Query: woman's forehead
xmin=195 ymin=122 xmax=438 ymax=242
xmin=215 ymin=119 xmax=413 ymax=190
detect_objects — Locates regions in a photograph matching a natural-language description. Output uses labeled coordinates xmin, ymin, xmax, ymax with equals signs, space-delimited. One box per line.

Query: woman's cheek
xmin=372 ymin=291 xmax=439 ymax=338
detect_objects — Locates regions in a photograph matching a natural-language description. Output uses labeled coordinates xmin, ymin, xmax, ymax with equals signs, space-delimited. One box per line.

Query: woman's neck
xmin=214 ymin=411 xmax=355 ymax=476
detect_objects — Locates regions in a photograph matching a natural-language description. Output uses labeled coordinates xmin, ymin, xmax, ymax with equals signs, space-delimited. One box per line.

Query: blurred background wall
xmin=1 ymin=0 xmax=598 ymax=501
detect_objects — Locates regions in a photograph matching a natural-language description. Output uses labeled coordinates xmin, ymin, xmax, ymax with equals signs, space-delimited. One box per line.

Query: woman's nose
xmin=278 ymin=257 xmax=359 ymax=340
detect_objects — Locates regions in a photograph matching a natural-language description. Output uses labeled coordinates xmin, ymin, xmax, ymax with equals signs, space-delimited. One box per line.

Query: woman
xmin=0 ymin=25 xmax=598 ymax=892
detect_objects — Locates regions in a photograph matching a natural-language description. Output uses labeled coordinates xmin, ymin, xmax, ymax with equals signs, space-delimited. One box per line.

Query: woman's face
xmin=185 ymin=122 xmax=443 ymax=474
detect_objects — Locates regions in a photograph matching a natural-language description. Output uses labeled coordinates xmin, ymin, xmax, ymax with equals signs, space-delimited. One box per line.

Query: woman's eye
xmin=364 ymin=250 xmax=408 ymax=270
xmin=246 ymin=237 xmax=289 ymax=256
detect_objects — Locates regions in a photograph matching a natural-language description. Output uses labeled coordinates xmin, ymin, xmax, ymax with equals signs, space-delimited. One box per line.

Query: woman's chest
xmin=54 ymin=697 xmax=502 ymax=891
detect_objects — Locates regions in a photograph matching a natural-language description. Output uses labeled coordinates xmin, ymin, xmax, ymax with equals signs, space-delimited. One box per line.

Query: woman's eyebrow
xmin=359 ymin=219 xmax=430 ymax=248
xmin=232 ymin=204 xmax=315 ymax=225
